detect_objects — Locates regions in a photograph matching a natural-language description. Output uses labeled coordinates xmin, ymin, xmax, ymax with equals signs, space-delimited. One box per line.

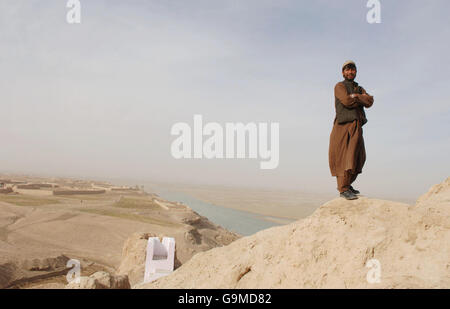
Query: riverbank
xmin=103 ymin=179 xmax=337 ymax=236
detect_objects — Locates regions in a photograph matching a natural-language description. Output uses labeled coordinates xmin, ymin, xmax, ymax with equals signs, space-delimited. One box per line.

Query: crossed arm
xmin=334 ymin=83 xmax=374 ymax=108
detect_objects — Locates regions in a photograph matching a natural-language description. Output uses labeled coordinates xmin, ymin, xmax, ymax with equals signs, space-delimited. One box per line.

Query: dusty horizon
xmin=0 ymin=169 xmax=420 ymax=205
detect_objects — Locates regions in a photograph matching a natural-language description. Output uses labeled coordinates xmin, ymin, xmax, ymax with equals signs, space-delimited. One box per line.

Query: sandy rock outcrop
xmin=116 ymin=213 xmax=240 ymax=287
xmin=20 ymin=255 xmax=70 ymax=272
xmin=67 ymin=207 xmax=241 ymax=288
xmin=138 ymin=177 xmax=450 ymax=289
xmin=115 ymin=232 xmax=177 ymax=286
xmin=65 ymin=271 xmax=130 ymax=289
xmin=0 ymin=255 xmax=70 ymax=289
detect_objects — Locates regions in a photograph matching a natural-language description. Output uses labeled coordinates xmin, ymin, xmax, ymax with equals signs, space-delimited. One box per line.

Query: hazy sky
xmin=0 ymin=0 xmax=449 ymax=200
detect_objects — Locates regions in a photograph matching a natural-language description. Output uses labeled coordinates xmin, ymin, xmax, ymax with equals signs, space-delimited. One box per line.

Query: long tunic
xmin=329 ymin=82 xmax=374 ymax=177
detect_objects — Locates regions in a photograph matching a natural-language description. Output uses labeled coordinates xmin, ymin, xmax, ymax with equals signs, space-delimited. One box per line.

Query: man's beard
xmin=344 ymin=74 xmax=355 ymax=81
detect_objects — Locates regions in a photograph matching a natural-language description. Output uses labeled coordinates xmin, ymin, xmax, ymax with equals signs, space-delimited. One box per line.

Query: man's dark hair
xmin=342 ymin=63 xmax=356 ymax=72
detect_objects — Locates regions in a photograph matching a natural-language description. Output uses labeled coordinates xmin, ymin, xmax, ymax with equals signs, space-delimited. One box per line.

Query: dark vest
xmin=334 ymin=80 xmax=367 ymax=126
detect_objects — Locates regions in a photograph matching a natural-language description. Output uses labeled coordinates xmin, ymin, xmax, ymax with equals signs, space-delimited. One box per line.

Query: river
xmin=144 ymin=185 xmax=293 ymax=236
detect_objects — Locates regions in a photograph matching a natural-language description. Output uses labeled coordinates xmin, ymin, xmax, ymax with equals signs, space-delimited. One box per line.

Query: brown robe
xmin=329 ymin=82 xmax=374 ymax=179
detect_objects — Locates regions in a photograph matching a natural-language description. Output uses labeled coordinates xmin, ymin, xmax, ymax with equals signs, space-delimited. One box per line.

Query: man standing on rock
xmin=329 ymin=61 xmax=374 ymax=200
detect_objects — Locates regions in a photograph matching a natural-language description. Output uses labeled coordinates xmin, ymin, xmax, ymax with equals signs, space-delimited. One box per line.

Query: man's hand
xmin=357 ymin=93 xmax=374 ymax=108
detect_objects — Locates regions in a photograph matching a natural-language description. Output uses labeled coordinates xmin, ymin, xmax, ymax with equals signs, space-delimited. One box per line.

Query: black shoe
xmin=340 ymin=190 xmax=358 ymax=200
xmin=349 ymin=186 xmax=360 ymax=195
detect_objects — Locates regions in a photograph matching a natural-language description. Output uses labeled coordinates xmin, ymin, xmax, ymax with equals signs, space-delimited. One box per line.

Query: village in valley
xmin=0 ymin=175 xmax=142 ymax=196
